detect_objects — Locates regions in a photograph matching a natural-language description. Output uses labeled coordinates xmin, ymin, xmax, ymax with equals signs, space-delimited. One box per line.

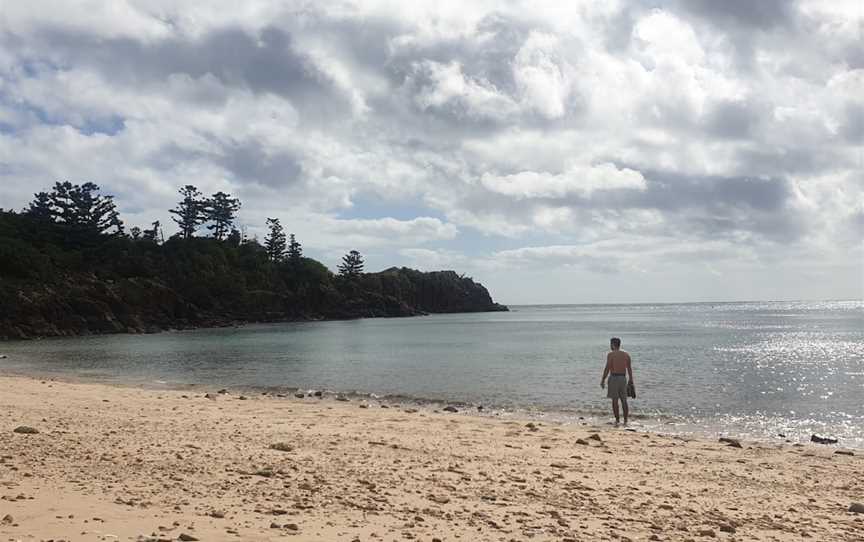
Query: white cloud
xmin=0 ymin=0 xmax=861 ymax=302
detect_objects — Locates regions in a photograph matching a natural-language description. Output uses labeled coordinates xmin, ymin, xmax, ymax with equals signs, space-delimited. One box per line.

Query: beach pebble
xmin=270 ymin=522 xmax=281 ymax=528
xmin=209 ymin=510 xmax=225 ymax=518
xmin=217 ymin=388 xmax=229 ymax=394
xmin=443 ymin=406 xmax=458 ymax=413
xmin=849 ymin=502 xmax=864 ymax=514
xmin=284 ymin=523 xmax=299 ymax=531
xmin=834 ymin=450 xmax=854 ymax=456
xmin=698 ymin=528 xmax=716 ymax=537
xmin=1 ymin=514 xmax=12 ymax=524
xmin=810 ymin=434 xmax=838 ymax=445
xmin=719 ymin=524 xmax=736 ymax=533
xmin=588 ymin=433 xmax=602 ymax=442
xmin=238 ymin=395 xmax=248 ymax=400
xmin=575 ymin=438 xmax=590 ymax=446
xmin=336 ymin=395 xmax=350 ymax=402
xmin=178 ymin=534 xmax=199 ymax=541
xmin=13 ymin=426 xmax=39 ymax=434
xmin=269 ymin=442 xmax=294 ymax=452
xmin=294 ymin=393 xmax=305 ymax=398
xmin=313 ymin=390 xmax=323 ymax=397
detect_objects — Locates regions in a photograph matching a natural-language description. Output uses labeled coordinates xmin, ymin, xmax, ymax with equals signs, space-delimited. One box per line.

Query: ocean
xmin=1 ymin=300 xmax=862 ymax=447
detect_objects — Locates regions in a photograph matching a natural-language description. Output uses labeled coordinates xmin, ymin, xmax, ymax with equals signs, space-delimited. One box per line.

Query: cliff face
xmin=0 ymin=269 xmax=506 ymax=341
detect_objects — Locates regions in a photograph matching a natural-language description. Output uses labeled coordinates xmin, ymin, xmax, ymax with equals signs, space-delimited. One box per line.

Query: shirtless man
xmin=600 ymin=337 xmax=633 ymax=425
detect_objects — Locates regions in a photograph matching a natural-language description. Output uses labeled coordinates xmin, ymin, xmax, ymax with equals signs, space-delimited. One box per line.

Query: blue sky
xmin=0 ymin=1 xmax=861 ymax=304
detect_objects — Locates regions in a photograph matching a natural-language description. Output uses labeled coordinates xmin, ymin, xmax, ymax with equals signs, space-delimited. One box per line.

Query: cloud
xmin=0 ymin=0 xmax=860 ymax=301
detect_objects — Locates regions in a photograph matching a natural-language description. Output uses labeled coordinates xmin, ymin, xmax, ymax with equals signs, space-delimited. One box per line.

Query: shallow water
xmin=2 ymin=301 xmax=862 ymax=447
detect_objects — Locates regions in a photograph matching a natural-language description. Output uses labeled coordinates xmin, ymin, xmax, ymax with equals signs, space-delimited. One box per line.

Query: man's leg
xmin=611 ymin=398 xmax=620 ymax=424
xmin=622 ymin=398 xmax=629 ymax=425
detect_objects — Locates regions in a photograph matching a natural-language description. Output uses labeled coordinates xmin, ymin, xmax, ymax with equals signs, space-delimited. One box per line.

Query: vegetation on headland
xmin=0 ymin=182 xmax=507 ymax=340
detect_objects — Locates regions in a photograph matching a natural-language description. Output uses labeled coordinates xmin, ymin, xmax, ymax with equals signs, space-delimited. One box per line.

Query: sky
xmin=0 ymin=1 xmax=861 ymax=304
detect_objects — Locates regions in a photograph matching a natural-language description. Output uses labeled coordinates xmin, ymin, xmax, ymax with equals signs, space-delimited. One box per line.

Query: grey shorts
xmin=607 ymin=375 xmax=628 ymax=400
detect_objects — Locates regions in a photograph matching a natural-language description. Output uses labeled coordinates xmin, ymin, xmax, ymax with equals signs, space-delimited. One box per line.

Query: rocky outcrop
xmin=0 ymin=268 xmax=507 ymax=341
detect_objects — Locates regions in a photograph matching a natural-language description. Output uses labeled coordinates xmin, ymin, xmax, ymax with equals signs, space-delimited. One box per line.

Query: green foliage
xmin=265 ymin=218 xmax=287 ymax=262
xmin=338 ymin=249 xmax=364 ymax=278
xmin=205 ymin=191 xmax=241 ymax=241
xmin=169 ymin=185 xmax=205 ymax=239
xmin=1 ymin=185 xmax=505 ymax=340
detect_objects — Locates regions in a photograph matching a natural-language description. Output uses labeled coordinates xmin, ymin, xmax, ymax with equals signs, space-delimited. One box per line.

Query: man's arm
xmin=601 ymin=354 xmax=610 ymax=388
xmin=626 ymin=353 xmax=634 ymax=384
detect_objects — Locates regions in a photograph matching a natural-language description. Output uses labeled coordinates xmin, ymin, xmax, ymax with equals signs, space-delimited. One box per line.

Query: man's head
xmin=610 ymin=337 xmax=621 ymax=350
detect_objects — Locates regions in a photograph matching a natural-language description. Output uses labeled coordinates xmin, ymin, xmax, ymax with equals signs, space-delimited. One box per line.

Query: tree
xmin=26 ymin=191 xmax=54 ymax=221
xmin=264 ymin=218 xmax=286 ymax=262
xmin=169 ymin=185 xmax=205 ymax=239
xmin=42 ymin=181 xmax=124 ymax=235
xmin=205 ymin=191 xmax=241 ymax=241
xmin=287 ymin=233 xmax=302 ymax=265
xmin=142 ymin=220 xmax=163 ymax=243
xmin=338 ymin=249 xmax=364 ymax=278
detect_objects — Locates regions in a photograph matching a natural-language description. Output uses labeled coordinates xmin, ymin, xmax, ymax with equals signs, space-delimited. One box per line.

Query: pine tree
xmin=205 ymin=191 xmax=241 ymax=241
xmin=43 ymin=181 xmax=124 ymax=235
xmin=264 ymin=218 xmax=287 ymax=262
xmin=338 ymin=250 xmax=364 ymax=278
xmin=26 ymin=191 xmax=54 ymax=221
xmin=169 ymin=185 xmax=205 ymax=239
xmin=287 ymin=233 xmax=302 ymax=265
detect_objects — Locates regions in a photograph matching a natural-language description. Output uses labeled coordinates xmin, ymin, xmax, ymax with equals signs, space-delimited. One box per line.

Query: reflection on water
xmin=1 ymin=300 xmax=862 ymax=447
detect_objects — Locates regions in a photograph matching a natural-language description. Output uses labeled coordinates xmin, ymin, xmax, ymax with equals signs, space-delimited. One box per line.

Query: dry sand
xmin=0 ymin=375 xmax=861 ymax=541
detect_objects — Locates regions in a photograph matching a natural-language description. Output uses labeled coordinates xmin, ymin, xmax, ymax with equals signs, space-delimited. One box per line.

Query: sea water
xmin=1 ymin=301 xmax=862 ymax=447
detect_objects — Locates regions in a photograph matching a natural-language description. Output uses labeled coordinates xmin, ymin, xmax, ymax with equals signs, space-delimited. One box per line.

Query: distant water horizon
xmin=1 ymin=300 xmax=862 ymax=447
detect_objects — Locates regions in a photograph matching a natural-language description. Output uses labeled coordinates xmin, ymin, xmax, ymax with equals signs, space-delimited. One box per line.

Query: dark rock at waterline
xmin=313 ymin=390 xmax=323 ymax=397
xmin=810 ymin=434 xmax=838 ymax=445
xmin=442 ymin=406 xmax=458 ymax=413
xmin=13 ymin=426 xmax=39 ymax=434
xmin=849 ymin=502 xmax=864 ymax=514
xmin=294 ymin=393 xmax=305 ymax=398
xmin=719 ymin=437 xmax=742 ymax=448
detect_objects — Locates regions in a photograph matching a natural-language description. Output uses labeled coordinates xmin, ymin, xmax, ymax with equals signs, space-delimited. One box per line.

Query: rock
xmin=719 ymin=437 xmax=742 ymax=448
xmin=294 ymin=393 xmax=305 ymax=398
xmin=270 ymin=522 xmax=281 ymax=528
xmin=255 ymin=469 xmax=274 ymax=477
xmin=550 ymin=463 xmax=568 ymax=469
xmin=649 ymin=535 xmax=660 ymax=541
xmin=336 ymin=395 xmax=349 ymax=402
xmin=13 ymin=426 xmax=39 ymax=434
xmin=313 ymin=390 xmax=323 ymax=397
xmin=428 ymin=494 xmax=450 ymax=504
xmin=525 ymin=422 xmax=539 ymax=432
xmin=209 ymin=510 xmax=225 ymax=518
xmin=849 ymin=502 xmax=864 ymax=514
xmin=834 ymin=450 xmax=855 ymax=456
xmin=284 ymin=523 xmax=299 ymax=531
xmin=719 ymin=524 xmax=736 ymax=533
xmin=588 ymin=433 xmax=602 ymax=442
xmin=1 ymin=514 xmax=12 ymax=524
xmin=178 ymin=535 xmax=199 ymax=541
xmin=698 ymin=529 xmax=716 ymax=537
xmin=269 ymin=442 xmax=294 ymax=452
xmin=575 ymin=438 xmax=590 ymax=445
xmin=443 ymin=406 xmax=458 ymax=413
xmin=217 ymin=388 xmax=229 ymax=394
xmin=204 ymin=393 xmax=216 ymax=400
xmin=810 ymin=434 xmax=838 ymax=445
xmin=359 ymin=404 xmax=369 ymax=409
xmin=0 ymin=354 xmax=7 ymax=359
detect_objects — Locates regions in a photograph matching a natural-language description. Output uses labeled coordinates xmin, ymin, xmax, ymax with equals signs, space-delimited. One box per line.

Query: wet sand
xmin=0 ymin=375 xmax=862 ymax=541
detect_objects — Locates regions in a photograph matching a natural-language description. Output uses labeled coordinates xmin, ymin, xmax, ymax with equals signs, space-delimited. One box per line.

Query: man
xmin=600 ymin=337 xmax=633 ymax=426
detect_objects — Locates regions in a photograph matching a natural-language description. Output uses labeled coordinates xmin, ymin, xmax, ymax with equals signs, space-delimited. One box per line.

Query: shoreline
xmin=1 ymin=374 xmax=862 ymax=541
xmin=1 ymin=366 xmax=860 ymax=452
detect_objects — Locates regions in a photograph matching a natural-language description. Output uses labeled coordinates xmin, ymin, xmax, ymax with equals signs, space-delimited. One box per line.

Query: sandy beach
xmin=0 ymin=375 xmax=861 ymax=541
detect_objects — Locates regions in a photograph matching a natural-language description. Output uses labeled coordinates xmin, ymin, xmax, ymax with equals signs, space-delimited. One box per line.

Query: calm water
xmin=1 ymin=301 xmax=862 ymax=447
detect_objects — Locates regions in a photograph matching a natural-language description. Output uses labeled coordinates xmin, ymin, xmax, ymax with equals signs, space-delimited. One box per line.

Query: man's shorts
xmin=607 ymin=375 xmax=628 ymax=400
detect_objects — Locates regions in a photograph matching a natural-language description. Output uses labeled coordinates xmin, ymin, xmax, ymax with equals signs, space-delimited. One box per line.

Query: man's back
xmin=607 ymin=350 xmax=631 ymax=373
